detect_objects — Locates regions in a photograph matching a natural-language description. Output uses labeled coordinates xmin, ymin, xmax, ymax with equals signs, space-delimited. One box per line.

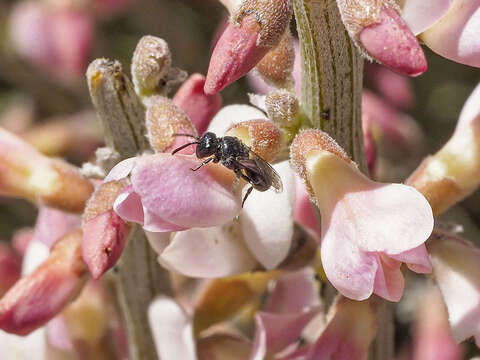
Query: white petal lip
xmin=455 ymin=82 xmax=480 ymax=131
xmin=148 ymin=297 xmax=197 ymax=360
xmin=207 ymin=104 xmax=267 ymax=136
xmin=159 ymin=226 xmax=257 ymax=278
xmin=420 ymin=0 xmax=480 ymax=67
xmin=401 ymin=0 xmax=453 ymax=35
xmin=104 ymin=157 xmax=137 ymax=182
xmin=241 ymin=161 xmax=295 ymax=269
xmin=336 ymin=183 xmax=434 ymax=255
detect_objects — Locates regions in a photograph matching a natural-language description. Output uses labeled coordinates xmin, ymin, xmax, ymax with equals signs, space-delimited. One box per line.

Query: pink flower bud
xmin=291 ymin=130 xmax=433 ymax=300
xmin=82 ymin=181 xmax=130 ymax=279
xmin=0 ymin=128 xmax=94 ymax=213
xmin=173 ymin=74 xmax=222 ymax=135
xmin=0 ymin=229 xmax=87 ymax=335
xmin=205 ymin=0 xmax=292 ymax=94
xmin=337 ymin=1 xmax=427 ymax=76
xmin=33 ymin=207 xmax=80 ymax=249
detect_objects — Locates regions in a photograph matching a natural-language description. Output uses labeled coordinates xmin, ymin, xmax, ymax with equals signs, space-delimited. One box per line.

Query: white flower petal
xmin=401 ymin=0 xmax=453 ymax=35
xmin=241 ymin=161 xmax=295 ymax=269
xmin=159 ymin=225 xmax=257 ymax=278
xmin=207 ymin=105 xmax=267 ymax=136
xmin=148 ymin=297 xmax=197 ymax=360
xmin=22 ymin=240 xmax=49 ymax=276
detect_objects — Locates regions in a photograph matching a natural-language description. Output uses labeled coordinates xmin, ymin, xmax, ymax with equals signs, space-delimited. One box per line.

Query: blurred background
xmin=0 ymin=0 xmax=479 ymax=357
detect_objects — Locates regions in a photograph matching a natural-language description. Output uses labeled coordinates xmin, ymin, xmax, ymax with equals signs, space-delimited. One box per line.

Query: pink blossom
xmin=32 ymin=207 xmax=80 ymax=249
xmin=8 ymin=2 xmax=94 ymax=81
xmin=290 ymin=129 xmax=433 ymax=301
xmin=108 ymin=154 xmax=241 ymax=232
xmin=401 ymin=0 xmax=480 ymax=68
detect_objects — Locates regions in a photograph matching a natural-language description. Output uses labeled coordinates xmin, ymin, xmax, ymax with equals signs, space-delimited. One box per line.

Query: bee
xmin=172 ymin=132 xmax=283 ymax=207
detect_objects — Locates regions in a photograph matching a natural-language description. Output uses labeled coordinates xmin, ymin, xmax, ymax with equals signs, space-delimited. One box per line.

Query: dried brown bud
xmin=255 ymin=30 xmax=294 ymax=88
xmin=146 ymin=96 xmax=197 ymax=153
xmin=226 ymin=119 xmax=281 ymax=161
xmin=82 ymin=180 xmax=127 ymax=224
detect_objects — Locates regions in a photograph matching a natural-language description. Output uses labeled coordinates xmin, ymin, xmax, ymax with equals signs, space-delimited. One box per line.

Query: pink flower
xmin=108 ymin=154 xmax=241 ymax=233
xmin=8 ymin=2 xmax=94 ymax=82
xmin=290 ymin=129 xmax=433 ymax=301
xmin=401 ymin=0 xmax=480 ymax=68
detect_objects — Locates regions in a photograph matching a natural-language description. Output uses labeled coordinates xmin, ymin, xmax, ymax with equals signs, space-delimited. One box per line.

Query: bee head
xmin=196 ymin=132 xmax=218 ymax=158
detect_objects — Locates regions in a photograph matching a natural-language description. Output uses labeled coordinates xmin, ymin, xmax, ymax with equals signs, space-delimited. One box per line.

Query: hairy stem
xmin=293 ymin=1 xmax=393 ymax=359
xmin=87 ymin=59 xmax=171 ymax=360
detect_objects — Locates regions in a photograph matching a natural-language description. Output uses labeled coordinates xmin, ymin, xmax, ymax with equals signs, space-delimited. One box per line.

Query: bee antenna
xmin=171 ymin=141 xmax=199 ymax=155
xmin=173 ymin=133 xmax=199 ymax=140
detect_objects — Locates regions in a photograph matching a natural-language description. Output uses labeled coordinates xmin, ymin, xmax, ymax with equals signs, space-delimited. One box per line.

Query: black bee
xmin=171 ymin=132 xmax=283 ymax=207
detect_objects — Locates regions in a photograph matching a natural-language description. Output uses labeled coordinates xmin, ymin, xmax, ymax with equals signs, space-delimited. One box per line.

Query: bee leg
xmin=241 ymin=186 xmax=254 ymax=208
xmin=191 ymin=157 xmax=213 ymax=171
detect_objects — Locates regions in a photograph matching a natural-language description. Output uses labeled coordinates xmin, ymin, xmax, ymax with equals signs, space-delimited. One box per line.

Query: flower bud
xmin=0 ymin=128 xmax=94 ymax=213
xmin=146 ymin=96 xmax=198 ymax=153
xmin=407 ymin=83 xmax=480 ymax=215
xmin=255 ymin=30 xmax=295 ymax=88
xmin=131 ymin=35 xmax=171 ymax=96
xmin=265 ymin=89 xmax=300 ymax=130
xmin=82 ymin=181 xmax=130 ymax=279
xmin=0 ymin=229 xmax=87 ymax=335
xmin=205 ymin=0 xmax=292 ymax=94
xmin=173 ymin=73 xmax=222 ymax=135
xmin=226 ymin=119 xmax=281 ymax=161
xmin=337 ymin=0 xmax=427 ymax=76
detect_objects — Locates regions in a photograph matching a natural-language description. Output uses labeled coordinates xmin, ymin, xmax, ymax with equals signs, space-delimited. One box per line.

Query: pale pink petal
xmin=148 ymin=297 xmax=197 ymax=360
xmin=113 ymin=185 xmax=144 ymax=224
xmin=142 ymin=207 xmax=187 ymax=232
xmin=207 ymin=104 xmax=267 ymax=136
xmin=46 ymin=315 xmax=73 ymax=351
xmin=391 ymin=244 xmax=432 ymax=274
xmin=455 ymin=82 xmax=480 ymax=131
xmin=429 ymin=235 xmax=480 ymax=344
xmin=131 ymin=154 xmax=240 ymax=229
xmin=33 ymin=207 xmax=80 ymax=249
xmin=104 ymin=157 xmax=137 ymax=182
xmin=305 ymin=297 xmax=379 ymax=360
xmin=372 ymin=255 xmax=404 ymax=302
xmin=320 ymin=226 xmax=377 ymax=300
xmin=159 ymin=226 xmax=256 ymax=278
xmin=144 ymin=231 xmax=171 ymax=255
xmin=401 ymin=0 xmax=454 ymax=35
xmin=251 ymin=309 xmax=318 ymax=360
xmin=421 ymin=0 xmax=480 ymax=68
xmin=294 ymin=178 xmax=321 ymax=240
xmin=326 ymin=183 xmax=433 ymax=255
xmin=264 ymin=268 xmax=320 ymax=313
xmin=241 ymin=161 xmax=295 ymax=269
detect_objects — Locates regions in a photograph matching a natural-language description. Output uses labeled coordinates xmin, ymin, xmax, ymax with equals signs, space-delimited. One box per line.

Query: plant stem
xmin=293 ymin=1 xmax=393 ymax=359
xmin=87 ymin=59 xmax=171 ymax=360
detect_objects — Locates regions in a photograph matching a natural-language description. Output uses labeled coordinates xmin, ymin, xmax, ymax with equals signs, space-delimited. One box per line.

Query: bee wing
xmin=237 ymin=152 xmax=283 ymax=193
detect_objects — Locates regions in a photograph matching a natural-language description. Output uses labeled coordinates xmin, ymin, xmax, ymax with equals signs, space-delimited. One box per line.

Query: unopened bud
xmin=0 ymin=128 xmax=94 ymax=213
xmin=0 ymin=229 xmax=87 ymax=335
xmin=146 ymin=96 xmax=198 ymax=153
xmin=226 ymin=119 xmax=281 ymax=161
xmin=131 ymin=35 xmax=171 ymax=96
xmin=255 ymin=30 xmax=295 ymax=88
xmin=82 ymin=180 xmax=130 ymax=279
xmin=265 ymin=89 xmax=299 ymax=128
